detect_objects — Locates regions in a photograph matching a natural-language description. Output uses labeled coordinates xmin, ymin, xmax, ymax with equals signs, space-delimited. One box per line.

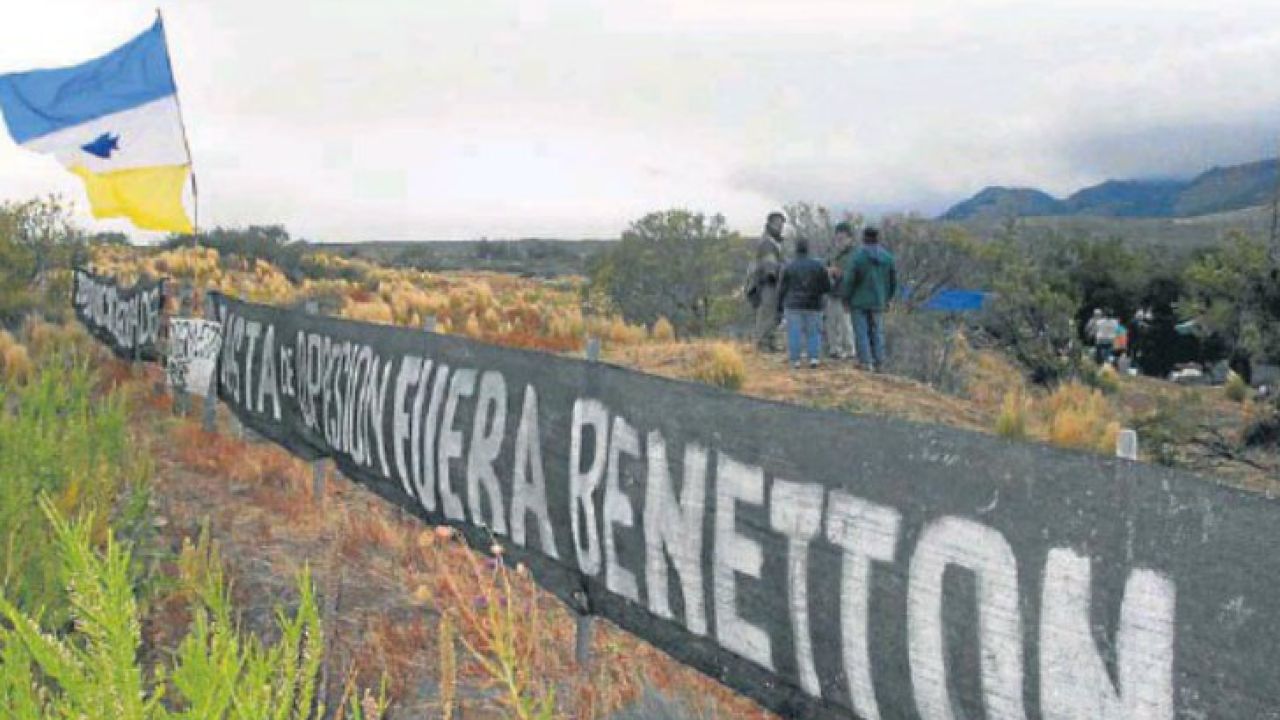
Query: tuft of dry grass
xmin=690 ymin=342 xmax=747 ymax=391
xmin=1042 ymin=382 xmax=1121 ymax=453
xmin=1225 ymin=370 xmax=1249 ymax=403
xmin=995 ymin=390 xmax=1030 ymax=439
xmin=0 ymin=331 xmax=33 ymax=384
xmin=651 ymin=316 xmax=676 ymax=341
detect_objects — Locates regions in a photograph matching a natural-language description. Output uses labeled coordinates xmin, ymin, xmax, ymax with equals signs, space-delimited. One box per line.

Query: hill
xmin=938 ymin=186 xmax=1065 ymax=220
xmin=946 ymin=203 xmax=1274 ymax=253
xmin=941 ymin=157 xmax=1279 ymax=220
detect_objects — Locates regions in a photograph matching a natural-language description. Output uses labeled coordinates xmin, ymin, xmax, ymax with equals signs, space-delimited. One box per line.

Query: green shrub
xmin=0 ymin=353 xmax=142 ymax=621
xmin=0 ymin=501 xmax=387 ymax=719
xmin=1081 ymin=363 xmax=1122 ymax=395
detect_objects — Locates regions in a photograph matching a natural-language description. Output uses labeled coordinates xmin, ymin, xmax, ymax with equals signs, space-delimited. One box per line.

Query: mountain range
xmin=940 ymin=158 xmax=1278 ymax=221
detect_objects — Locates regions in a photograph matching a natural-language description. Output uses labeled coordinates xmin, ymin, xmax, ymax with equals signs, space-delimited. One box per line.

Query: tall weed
xmin=0 ymin=354 xmax=141 ymax=621
xmin=0 ymin=502 xmax=387 ymax=719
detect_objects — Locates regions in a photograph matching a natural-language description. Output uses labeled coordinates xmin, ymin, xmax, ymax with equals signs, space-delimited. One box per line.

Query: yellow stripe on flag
xmin=70 ymin=164 xmax=193 ymax=233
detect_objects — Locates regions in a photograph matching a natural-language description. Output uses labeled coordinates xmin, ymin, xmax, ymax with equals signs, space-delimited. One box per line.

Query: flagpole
xmin=155 ymin=8 xmax=199 ymax=241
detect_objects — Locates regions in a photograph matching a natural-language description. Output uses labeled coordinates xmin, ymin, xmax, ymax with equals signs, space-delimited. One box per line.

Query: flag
xmin=0 ymin=19 xmax=193 ymax=233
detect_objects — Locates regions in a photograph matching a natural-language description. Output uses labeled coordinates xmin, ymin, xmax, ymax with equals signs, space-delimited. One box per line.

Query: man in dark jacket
xmin=838 ymin=226 xmax=897 ymax=371
xmin=777 ymin=237 xmax=832 ymax=368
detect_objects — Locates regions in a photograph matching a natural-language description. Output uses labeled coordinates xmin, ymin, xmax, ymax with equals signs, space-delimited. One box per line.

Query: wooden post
xmin=575 ymin=335 xmax=602 ymax=670
xmin=171 ymin=282 xmax=197 ymax=415
xmin=202 ymin=293 xmax=218 ymax=432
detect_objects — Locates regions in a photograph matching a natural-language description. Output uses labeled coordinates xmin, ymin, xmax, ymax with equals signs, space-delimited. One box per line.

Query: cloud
xmin=2 ymin=0 xmax=1280 ymax=238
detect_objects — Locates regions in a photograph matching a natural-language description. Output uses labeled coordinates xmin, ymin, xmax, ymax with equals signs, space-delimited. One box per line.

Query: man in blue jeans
xmin=776 ymin=238 xmax=831 ymax=369
xmin=838 ymin=227 xmax=897 ymax=372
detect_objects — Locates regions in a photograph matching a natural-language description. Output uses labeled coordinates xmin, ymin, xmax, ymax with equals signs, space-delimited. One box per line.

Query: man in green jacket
xmin=838 ymin=226 xmax=897 ymax=371
xmin=824 ymin=222 xmax=856 ymax=359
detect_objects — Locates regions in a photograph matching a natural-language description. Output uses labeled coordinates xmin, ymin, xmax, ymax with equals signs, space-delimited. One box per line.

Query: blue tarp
xmin=921 ymin=289 xmax=990 ymax=312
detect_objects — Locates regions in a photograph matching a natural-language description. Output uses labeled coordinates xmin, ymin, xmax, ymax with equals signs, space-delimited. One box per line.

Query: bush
xmin=588 ymin=209 xmax=746 ymax=336
xmin=1082 ymin=363 xmax=1121 ymax=395
xmin=0 ymin=353 xmax=142 ymax=621
xmin=1043 ymin=382 xmax=1120 ymax=454
xmin=1224 ymin=370 xmax=1249 ymax=403
xmin=652 ymin=316 xmax=676 ymax=341
xmin=995 ymin=390 xmax=1029 ymax=439
xmin=691 ymin=342 xmax=746 ymax=391
xmin=1133 ymin=391 xmax=1203 ymax=466
xmin=883 ymin=312 xmax=969 ymax=394
xmin=0 ymin=330 xmax=32 ymax=384
xmin=0 ymin=503 xmax=388 ymax=719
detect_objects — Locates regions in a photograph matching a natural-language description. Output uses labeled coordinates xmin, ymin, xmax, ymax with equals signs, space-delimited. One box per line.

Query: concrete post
xmin=1116 ymin=428 xmax=1139 ymax=461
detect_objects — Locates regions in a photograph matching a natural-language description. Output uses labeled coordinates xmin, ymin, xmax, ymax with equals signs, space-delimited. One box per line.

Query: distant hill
xmin=941 ymin=157 xmax=1278 ymax=220
xmin=938 ymin=187 xmax=1065 ymax=220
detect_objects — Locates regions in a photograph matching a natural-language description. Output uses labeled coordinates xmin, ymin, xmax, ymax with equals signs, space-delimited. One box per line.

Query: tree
xmin=1178 ymin=232 xmax=1280 ymax=373
xmin=0 ymin=196 xmax=85 ymax=326
xmin=976 ymin=223 xmax=1081 ymax=383
xmin=588 ymin=210 xmax=745 ymax=335
xmin=879 ymin=214 xmax=983 ymax=312
xmin=783 ymin=202 xmax=860 ymax=259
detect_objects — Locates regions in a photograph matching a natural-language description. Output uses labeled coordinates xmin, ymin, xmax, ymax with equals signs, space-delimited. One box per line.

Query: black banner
xmin=72 ymin=268 xmax=166 ymax=362
xmin=198 ymin=290 xmax=1280 ymax=719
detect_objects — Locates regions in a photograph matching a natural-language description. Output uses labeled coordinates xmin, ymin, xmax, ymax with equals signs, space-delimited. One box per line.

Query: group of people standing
xmin=746 ymin=212 xmax=898 ymax=371
xmin=1085 ymin=307 xmax=1146 ymax=370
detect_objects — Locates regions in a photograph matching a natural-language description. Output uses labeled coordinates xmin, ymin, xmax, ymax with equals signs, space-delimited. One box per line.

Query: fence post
xmin=575 ymin=335 xmax=602 ymax=670
xmin=1116 ymin=428 xmax=1139 ymax=461
xmin=171 ymin=282 xmax=195 ymax=415
xmin=424 ymin=314 xmax=437 ymax=334
xmin=202 ymin=293 xmax=218 ymax=432
xmin=306 ymin=300 xmax=327 ymax=504
xmin=227 ymin=294 xmax=250 ymax=440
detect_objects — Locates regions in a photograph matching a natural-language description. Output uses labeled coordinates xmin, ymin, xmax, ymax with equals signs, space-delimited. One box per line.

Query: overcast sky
xmin=2 ymin=0 xmax=1279 ymax=241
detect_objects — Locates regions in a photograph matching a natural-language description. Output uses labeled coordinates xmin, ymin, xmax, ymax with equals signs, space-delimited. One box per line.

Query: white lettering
xmin=570 ymin=398 xmax=609 ymax=576
xmin=644 ymin=433 xmax=708 ymax=636
xmin=437 ymin=368 xmax=476 ymax=522
xmin=713 ymin=453 xmax=772 ymax=670
xmin=604 ymin=415 xmax=641 ymax=602
xmin=510 ymin=385 xmax=557 ymax=558
xmin=769 ymin=479 xmax=824 ymax=697
xmin=908 ymin=517 xmax=1026 ymax=720
xmin=466 ymin=371 xmax=508 ymax=533
xmin=1040 ymin=549 xmax=1175 ymax=720
xmin=826 ymin=492 xmax=901 ymax=720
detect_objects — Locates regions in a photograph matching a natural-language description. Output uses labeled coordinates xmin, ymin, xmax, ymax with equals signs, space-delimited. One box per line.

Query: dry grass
xmin=651 ymin=316 xmax=676 ymax=341
xmin=1040 ymin=382 xmax=1121 ymax=454
xmin=94 ymin=244 xmax=660 ymax=357
xmin=690 ymin=342 xmax=747 ymax=390
xmin=613 ymin=340 xmax=995 ymax=432
xmin=1225 ymin=370 xmax=1249 ymax=403
xmin=0 ymin=330 xmax=33 ymax=384
xmin=995 ymin=390 xmax=1030 ymax=439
